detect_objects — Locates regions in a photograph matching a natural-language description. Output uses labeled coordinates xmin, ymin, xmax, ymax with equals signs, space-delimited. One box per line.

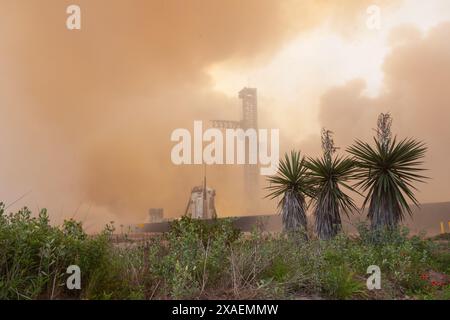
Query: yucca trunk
xmin=281 ymin=189 xmax=308 ymax=234
xmin=314 ymin=190 xmax=342 ymax=240
xmin=367 ymin=190 xmax=402 ymax=231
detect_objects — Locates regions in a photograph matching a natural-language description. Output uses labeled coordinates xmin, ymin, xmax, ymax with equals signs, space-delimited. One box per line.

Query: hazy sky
xmin=0 ymin=0 xmax=449 ymax=230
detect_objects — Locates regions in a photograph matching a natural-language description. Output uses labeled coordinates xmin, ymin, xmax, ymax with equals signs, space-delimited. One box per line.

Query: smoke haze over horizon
xmin=1 ymin=0 xmax=449 ymax=230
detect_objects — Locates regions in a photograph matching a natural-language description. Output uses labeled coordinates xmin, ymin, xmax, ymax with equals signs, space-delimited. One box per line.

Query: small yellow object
xmin=448 ymin=221 xmax=450 ymax=232
xmin=440 ymin=222 xmax=445 ymax=234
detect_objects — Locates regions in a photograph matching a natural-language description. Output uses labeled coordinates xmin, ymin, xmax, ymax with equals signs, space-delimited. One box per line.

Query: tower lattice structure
xmin=211 ymin=88 xmax=259 ymax=213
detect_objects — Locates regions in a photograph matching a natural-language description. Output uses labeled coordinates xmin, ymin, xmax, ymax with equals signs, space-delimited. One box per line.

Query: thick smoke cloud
xmin=0 ymin=0 xmax=395 ymax=229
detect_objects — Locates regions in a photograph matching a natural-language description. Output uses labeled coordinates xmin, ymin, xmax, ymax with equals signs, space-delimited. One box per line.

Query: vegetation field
xmin=1 ymin=205 xmax=448 ymax=300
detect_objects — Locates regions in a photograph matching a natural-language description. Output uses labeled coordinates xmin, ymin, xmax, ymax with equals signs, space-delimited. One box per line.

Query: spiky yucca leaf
xmin=266 ymin=151 xmax=311 ymax=234
xmin=306 ymin=156 xmax=358 ymax=240
xmin=347 ymin=137 xmax=427 ymax=230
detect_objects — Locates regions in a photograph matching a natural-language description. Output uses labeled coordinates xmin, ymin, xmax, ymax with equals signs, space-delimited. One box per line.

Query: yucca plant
xmin=307 ymin=129 xmax=358 ymax=240
xmin=347 ymin=113 xmax=428 ymax=231
xmin=266 ymin=151 xmax=311 ymax=235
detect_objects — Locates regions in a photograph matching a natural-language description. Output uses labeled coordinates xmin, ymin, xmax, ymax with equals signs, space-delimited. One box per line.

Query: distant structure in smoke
xmin=183 ymin=167 xmax=217 ymax=220
xmin=148 ymin=208 xmax=164 ymax=223
xmin=212 ymin=87 xmax=260 ymax=214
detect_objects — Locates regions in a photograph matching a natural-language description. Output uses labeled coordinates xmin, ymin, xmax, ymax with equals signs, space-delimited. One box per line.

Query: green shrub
xmin=153 ymin=216 xmax=240 ymax=298
xmin=0 ymin=203 xmax=123 ymax=299
xmin=262 ymin=257 xmax=291 ymax=282
xmin=321 ymin=265 xmax=365 ymax=299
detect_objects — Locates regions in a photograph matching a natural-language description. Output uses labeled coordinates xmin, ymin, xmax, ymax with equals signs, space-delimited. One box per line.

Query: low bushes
xmin=0 ymin=203 xmax=115 ymax=299
xmin=0 ymin=204 xmax=448 ymax=300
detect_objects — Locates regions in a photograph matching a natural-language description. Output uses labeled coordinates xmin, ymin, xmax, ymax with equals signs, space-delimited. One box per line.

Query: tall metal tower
xmin=211 ymin=87 xmax=259 ymax=213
